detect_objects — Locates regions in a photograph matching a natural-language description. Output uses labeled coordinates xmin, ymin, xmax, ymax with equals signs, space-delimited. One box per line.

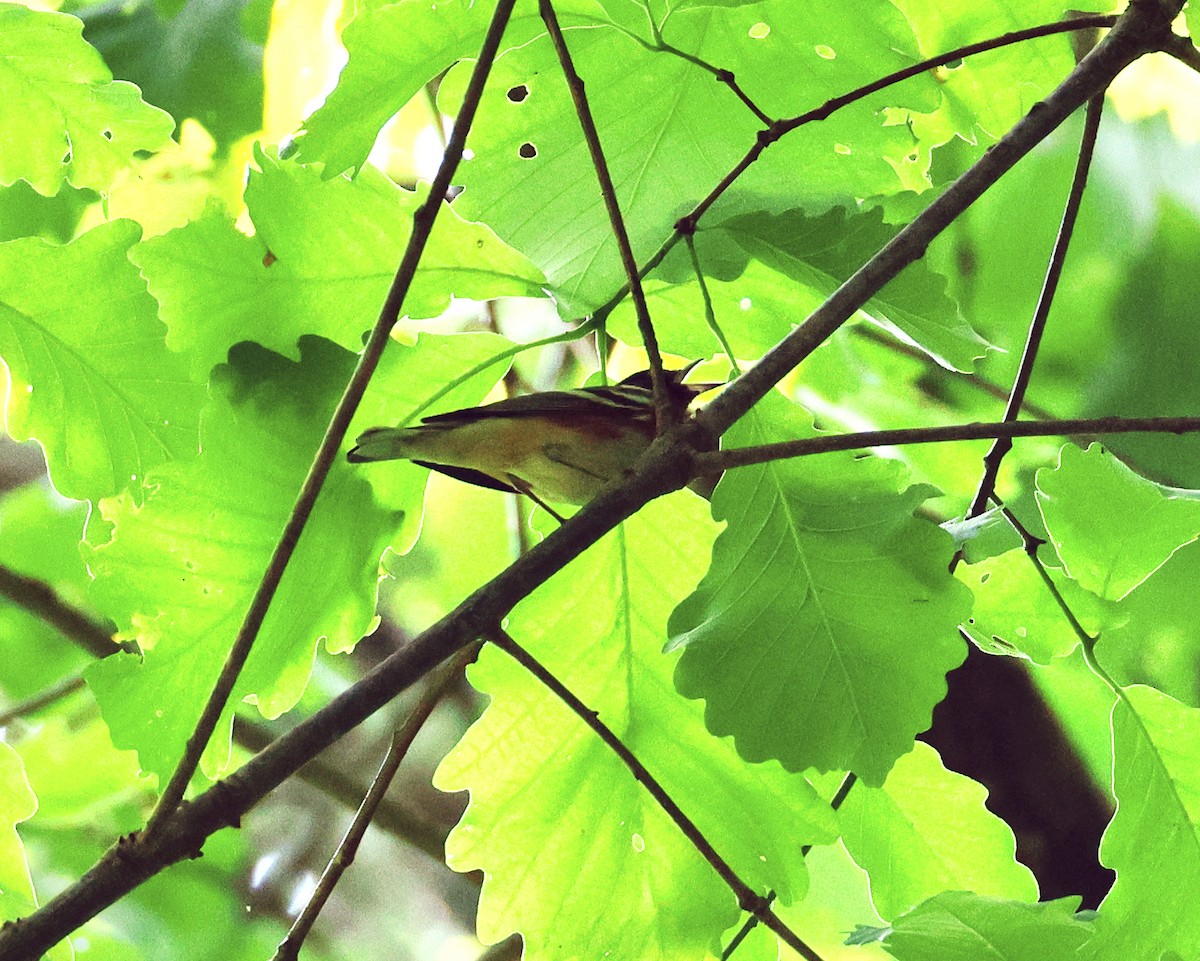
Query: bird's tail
xmin=346 ymin=427 xmax=415 ymax=463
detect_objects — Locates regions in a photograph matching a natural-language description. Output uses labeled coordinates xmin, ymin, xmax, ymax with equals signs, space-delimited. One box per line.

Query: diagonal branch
xmin=966 ymin=92 xmax=1106 ymax=518
xmin=693 ymin=415 xmax=1200 ymax=473
xmin=142 ymin=0 xmax=521 ymax=837
xmin=537 ymin=0 xmax=672 ymax=423
xmin=486 ymin=629 xmax=827 ymax=961
xmin=0 ymin=3 xmax=1182 ymax=957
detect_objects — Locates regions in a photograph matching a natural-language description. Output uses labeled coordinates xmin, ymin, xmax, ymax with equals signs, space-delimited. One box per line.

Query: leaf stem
xmin=684 ymin=234 xmax=738 ymax=375
xmin=142 ymin=0 xmax=521 ymax=838
xmin=694 ymin=415 xmax=1200 ymax=473
xmin=966 ymin=93 xmax=1105 ymax=518
xmin=538 ymin=0 xmax=672 ymax=428
xmin=487 ymin=629 xmax=827 ymax=961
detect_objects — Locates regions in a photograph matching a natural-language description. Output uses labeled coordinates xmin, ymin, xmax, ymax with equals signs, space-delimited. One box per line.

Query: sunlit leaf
xmin=0 ymin=6 xmax=174 ymax=195
xmin=436 ymin=496 xmax=838 ymax=959
xmin=0 ymin=220 xmax=205 ymax=501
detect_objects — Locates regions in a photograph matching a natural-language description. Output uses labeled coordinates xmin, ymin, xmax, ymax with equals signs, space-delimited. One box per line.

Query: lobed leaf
xmin=669 ymin=391 xmax=971 ymax=785
xmin=0 ymin=6 xmax=174 ymax=195
xmin=0 ymin=220 xmax=205 ymax=501
xmin=838 ymin=742 xmax=1038 ymax=920
xmin=1036 ymin=443 xmax=1200 ymax=601
xmin=132 ymin=150 xmax=545 ymax=378
xmin=435 ymin=495 xmax=838 ymax=959
xmin=1083 ymin=686 xmax=1200 ymax=959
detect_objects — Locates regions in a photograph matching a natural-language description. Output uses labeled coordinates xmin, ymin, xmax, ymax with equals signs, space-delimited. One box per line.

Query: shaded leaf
xmin=669 ymin=392 xmax=971 ymax=785
xmin=1037 ymin=443 xmax=1200 ymax=601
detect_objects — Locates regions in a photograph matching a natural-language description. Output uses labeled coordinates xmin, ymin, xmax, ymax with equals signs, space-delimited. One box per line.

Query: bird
xmin=348 ymin=363 xmax=715 ymax=516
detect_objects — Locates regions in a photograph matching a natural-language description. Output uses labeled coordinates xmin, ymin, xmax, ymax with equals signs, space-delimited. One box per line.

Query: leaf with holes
xmin=0 ymin=6 xmax=174 ymax=195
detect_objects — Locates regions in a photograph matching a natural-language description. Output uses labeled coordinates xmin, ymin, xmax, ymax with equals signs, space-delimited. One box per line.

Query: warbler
xmin=348 ymin=363 xmax=713 ymax=512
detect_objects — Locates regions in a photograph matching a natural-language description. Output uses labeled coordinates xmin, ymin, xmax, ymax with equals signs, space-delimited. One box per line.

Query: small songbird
xmin=348 ymin=363 xmax=714 ymax=513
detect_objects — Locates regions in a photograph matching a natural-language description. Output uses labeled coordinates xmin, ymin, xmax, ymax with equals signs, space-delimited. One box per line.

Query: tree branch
xmin=0 ymin=561 xmax=125 ymax=659
xmin=966 ymin=92 xmax=1105 ymax=518
xmin=694 ymin=3 xmax=1173 ymax=440
xmin=693 ymin=415 xmax=1200 ymax=473
xmin=143 ymin=0 xmax=521 ymax=837
xmin=537 ymin=0 xmax=671 ymax=422
xmin=0 ymin=4 xmax=1182 ymax=957
xmin=487 ymin=630 xmax=826 ymax=961
xmin=273 ymin=645 xmax=478 ymax=961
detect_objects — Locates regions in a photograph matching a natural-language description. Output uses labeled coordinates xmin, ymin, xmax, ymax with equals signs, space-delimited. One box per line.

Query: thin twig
xmin=685 ymin=234 xmax=738 ymax=373
xmin=966 ymin=93 xmax=1105 ymax=518
xmin=538 ymin=0 xmax=672 ymax=426
xmin=1162 ymin=31 xmax=1200 ymax=72
xmin=720 ymin=773 xmax=858 ymax=960
xmin=0 ymin=561 xmax=126 ymax=658
xmin=273 ymin=645 xmax=479 ymax=961
xmin=0 ymin=554 xmax=452 ymax=860
xmin=0 ymin=6 xmax=1181 ymax=956
xmin=654 ymin=41 xmax=774 ymax=125
xmin=694 ymin=415 xmax=1200 ymax=473
xmin=233 ymin=718 xmax=449 ymax=863
xmin=0 ymin=676 xmax=87 ymax=727
xmin=694 ymin=6 xmax=1169 ymax=441
xmin=142 ymin=0 xmax=521 ymax=838
xmin=778 ymin=15 xmax=1119 ymax=133
xmin=487 ymin=629 xmax=826 ymax=961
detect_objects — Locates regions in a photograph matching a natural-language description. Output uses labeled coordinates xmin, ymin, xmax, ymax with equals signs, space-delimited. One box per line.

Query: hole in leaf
xmin=263 ymin=250 xmax=277 ymax=267
xmin=62 ymin=150 xmax=73 ymax=164
xmin=102 ymin=128 xmax=114 ymax=140
xmin=748 ymin=21 xmax=769 ymax=39
xmin=834 ymin=143 xmax=851 ymax=155
xmin=815 ymin=44 xmax=835 ymax=59
xmin=507 ymin=84 xmax=529 ymax=103
xmin=519 ymin=142 xmax=537 ymax=159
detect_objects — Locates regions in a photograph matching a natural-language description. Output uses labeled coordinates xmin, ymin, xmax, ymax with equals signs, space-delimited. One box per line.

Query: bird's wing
xmin=419 ymin=384 xmax=652 ymax=424
xmin=411 ymin=460 xmax=520 ymax=493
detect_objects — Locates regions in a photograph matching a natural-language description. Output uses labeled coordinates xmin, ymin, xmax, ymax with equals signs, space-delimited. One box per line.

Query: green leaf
xmin=0 ymin=6 xmax=174 ymax=195
xmin=670 ymin=392 xmax=971 ymax=785
xmin=132 ymin=150 xmax=545 ymax=378
xmin=612 ymin=207 xmax=986 ymax=371
xmin=0 ymin=741 xmax=37 ymax=922
xmin=892 ymin=0 xmax=1111 ymax=152
xmin=290 ymin=0 xmax=554 ymax=175
xmin=83 ymin=336 xmax=403 ymax=782
xmin=0 ymin=220 xmax=205 ymax=501
xmin=958 ymin=550 xmax=1093 ymax=663
xmin=0 ymin=485 xmax=95 ymax=700
xmin=1084 ymin=687 xmax=1200 ymax=959
xmin=839 ymin=742 xmax=1038 ymax=920
xmin=872 ymin=891 xmax=1092 ymax=960
xmin=1094 ymin=539 xmax=1200 ymax=706
xmin=1083 ymin=199 xmax=1200 ymax=487
xmin=446 ymin=0 xmax=936 ymax=312
xmin=79 ymin=0 xmax=264 ymax=149
xmin=435 ymin=495 xmax=838 ymax=959
xmin=1036 ymin=443 xmax=1200 ymax=601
